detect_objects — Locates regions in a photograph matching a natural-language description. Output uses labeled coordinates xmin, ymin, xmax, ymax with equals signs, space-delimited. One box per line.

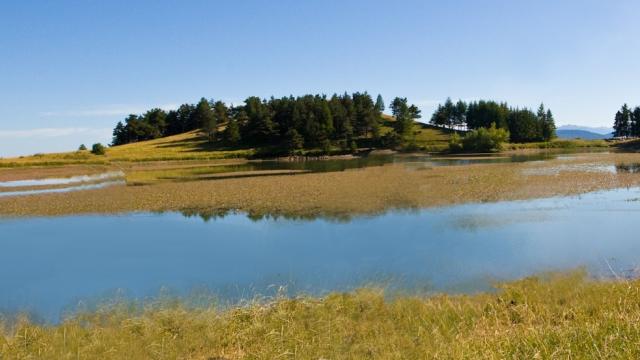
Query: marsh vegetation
xmin=2 ymin=272 xmax=640 ymax=359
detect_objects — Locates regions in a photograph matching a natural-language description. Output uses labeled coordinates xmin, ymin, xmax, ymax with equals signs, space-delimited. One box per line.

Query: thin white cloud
xmin=40 ymin=103 xmax=180 ymax=117
xmin=0 ymin=127 xmax=112 ymax=139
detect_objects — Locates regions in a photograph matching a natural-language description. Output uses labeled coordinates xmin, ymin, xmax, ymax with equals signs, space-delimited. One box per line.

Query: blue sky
xmin=1 ymin=0 xmax=639 ymax=156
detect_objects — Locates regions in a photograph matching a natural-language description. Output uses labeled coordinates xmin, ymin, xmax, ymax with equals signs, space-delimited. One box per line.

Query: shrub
xmin=448 ymin=133 xmax=464 ymax=152
xmin=450 ymin=123 xmax=509 ymax=153
xmin=462 ymin=124 xmax=509 ymax=152
xmin=380 ymin=131 xmax=402 ymax=148
xmin=91 ymin=143 xmax=106 ymax=155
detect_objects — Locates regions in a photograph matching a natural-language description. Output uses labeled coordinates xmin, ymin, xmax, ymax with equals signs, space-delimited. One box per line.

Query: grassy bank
xmin=2 ymin=271 xmax=639 ymax=359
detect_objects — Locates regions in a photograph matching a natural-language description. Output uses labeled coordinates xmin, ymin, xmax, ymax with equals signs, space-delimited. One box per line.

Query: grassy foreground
xmin=2 ymin=272 xmax=640 ymax=359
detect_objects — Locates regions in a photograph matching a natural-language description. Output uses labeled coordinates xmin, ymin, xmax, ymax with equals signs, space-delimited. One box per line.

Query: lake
xmin=1 ymin=185 xmax=639 ymax=322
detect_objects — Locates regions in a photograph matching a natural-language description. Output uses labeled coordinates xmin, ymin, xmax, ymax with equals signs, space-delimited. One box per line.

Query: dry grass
xmin=1 ymin=152 xmax=640 ymax=218
xmin=0 ymin=131 xmax=254 ymax=167
xmin=2 ymin=271 xmax=640 ymax=359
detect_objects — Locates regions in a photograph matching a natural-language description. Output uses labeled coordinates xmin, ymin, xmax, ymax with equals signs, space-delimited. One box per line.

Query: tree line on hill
xmin=111 ymin=93 xmax=422 ymax=152
xmin=613 ymin=104 xmax=640 ymax=138
xmin=110 ymin=93 xmax=559 ymax=155
xmin=430 ymin=98 xmax=556 ymax=142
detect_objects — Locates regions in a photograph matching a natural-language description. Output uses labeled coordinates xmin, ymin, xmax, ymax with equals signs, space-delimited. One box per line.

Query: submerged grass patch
xmin=2 ymin=152 xmax=640 ymax=218
xmin=2 ymin=271 xmax=640 ymax=359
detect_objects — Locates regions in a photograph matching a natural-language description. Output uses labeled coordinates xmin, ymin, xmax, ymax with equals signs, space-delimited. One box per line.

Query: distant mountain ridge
xmin=556 ymin=129 xmax=611 ymax=140
xmin=557 ymin=125 xmax=613 ymax=135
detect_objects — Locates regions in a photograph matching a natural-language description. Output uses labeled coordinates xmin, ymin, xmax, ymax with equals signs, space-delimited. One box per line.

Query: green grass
xmin=2 ymin=271 xmax=640 ymax=359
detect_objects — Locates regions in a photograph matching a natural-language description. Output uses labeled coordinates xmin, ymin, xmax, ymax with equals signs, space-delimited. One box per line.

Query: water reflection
xmin=130 ymin=151 xmax=591 ymax=184
xmin=0 ymin=171 xmax=126 ymax=198
xmin=0 ymin=180 xmax=125 ymax=197
xmin=1 ymin=186 xmax=639 ymax=322
xmin=0 ymin=171 xmax=124 ymax=187
xmin=616 ymin=163 xmax=640 ymax=174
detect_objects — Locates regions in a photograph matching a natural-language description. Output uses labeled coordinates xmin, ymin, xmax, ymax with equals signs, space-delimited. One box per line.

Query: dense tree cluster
xmin=430 ymin=99 xmax=556 ymax=142
xmin=112 ymin=93 xmax=389 ymax=152
xmin=613 ymin=104 xmax=640 ymax=138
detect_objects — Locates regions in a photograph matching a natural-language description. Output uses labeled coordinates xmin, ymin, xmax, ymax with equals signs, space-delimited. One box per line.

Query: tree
xmin=466 ymin=100 xmax=509 ymax=130
xmin=141 ymin=108 xmax=167 ymax=139
xmin=352 ymin=92 xmax=379 ymax=138
xmin=243 ymin=96 xmax=276 ymax=144
xmin=390 ymin=97 xmax=421 ymax=141
xmin=430 ymin=104 xmax=448 ymax=128
xmin=542 ymin=109 xmax=556 ymax=141
xmin=166 ymin=103 xmax=195 ymax=135
xmin=284 ymin=128 xmax=304 ymax=152
xmin=330 ymin=94 xmax=352 ymax=141
xmin=614 ymin=104 xmax=632 ymax=138
xmin=375 ymin=94 xmax=385 ymax=113
xmin=431 ymin=98 xmax=467 ymax=130
xmin=191 ymin=98 xmax=216 ymax=142
xmin=508 ymin=108 xmax=541 ymax=142
xmin=224 ymin=117 xmax=241 ymax=144
xmin=91 ymin=143 xmax=106 ymax=155
xmin=632 ymin=107 xmax=640 ymax=137
xmin=111 ymin=121 xmax=127 ymax=146
xmin=78 ymin=144 xmax=87 ymax=151
xmin=453 ymin=100 xmax=467 ymax=129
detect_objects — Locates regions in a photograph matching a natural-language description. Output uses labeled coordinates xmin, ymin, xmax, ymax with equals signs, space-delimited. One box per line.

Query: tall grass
xmin=2 ymin=271 xmax=640 ymax=359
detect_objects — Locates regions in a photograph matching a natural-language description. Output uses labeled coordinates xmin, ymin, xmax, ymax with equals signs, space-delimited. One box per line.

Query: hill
xmin=557 ymin=125 xmax=613 ymax=135
xmin=556 ymin=129 xmax=611 ymax=140
xmin=0 ymin=119 xmax=454 ymax=167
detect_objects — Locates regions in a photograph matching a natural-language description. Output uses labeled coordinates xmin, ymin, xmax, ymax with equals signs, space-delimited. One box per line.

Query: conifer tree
xmin=375 ymin=94 xmax=385 ymax=113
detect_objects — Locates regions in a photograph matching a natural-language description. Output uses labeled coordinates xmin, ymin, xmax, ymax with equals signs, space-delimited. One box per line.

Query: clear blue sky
xmin=1 ymin=0 xmax=639 ymax=156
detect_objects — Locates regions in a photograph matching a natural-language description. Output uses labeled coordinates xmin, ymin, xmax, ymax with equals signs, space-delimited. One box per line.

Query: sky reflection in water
xmin=1 ymin=186 xmax=640 ymax=322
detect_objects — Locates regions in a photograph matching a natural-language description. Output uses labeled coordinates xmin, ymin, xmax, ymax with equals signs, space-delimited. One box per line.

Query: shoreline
xmin=0 ymin=151 xmax=639 ymax=218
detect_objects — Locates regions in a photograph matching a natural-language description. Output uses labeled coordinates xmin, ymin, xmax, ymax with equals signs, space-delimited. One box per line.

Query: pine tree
xmin=631 ymin=107 xmax=640 ymax=137
xmin=192 ymin=98 xmax=216 ymax=141
xmin=390 ymin=97 xmax=421 ymax=141
xmin=622 ymin=104 xmax=632 ymax=137
xmin=453 ymin=100 xmax=467 ymax=129
xmin=443 ymin=98 xmax=455 ymax=129
xmin=544 ymin=109 xmax=556 ymax=140
xmin=224 ymin=117 xmax=241 ymax=144
xmin=111 ymin=121 xmax=127 ymax=146
xmin=243 ymin=96 xmax=275 ymax=144
xmin=614 ymin=110 xmax=625 ymax=137
xmin=614 ymin=104 xmax=632 ymax=138
xmin=375 ymin=94 xmax=385 ymax=112
xmin=211 ymin=101 xmax=229 ymax=141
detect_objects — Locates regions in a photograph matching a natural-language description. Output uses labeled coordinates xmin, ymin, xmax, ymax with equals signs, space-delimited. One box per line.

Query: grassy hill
xmin=0 ymin=119 xmax=455 ymax=167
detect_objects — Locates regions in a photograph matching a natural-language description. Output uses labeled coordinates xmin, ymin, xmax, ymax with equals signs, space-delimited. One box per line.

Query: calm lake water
xmin=1 ymin=186 xmax=640 ymax=322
